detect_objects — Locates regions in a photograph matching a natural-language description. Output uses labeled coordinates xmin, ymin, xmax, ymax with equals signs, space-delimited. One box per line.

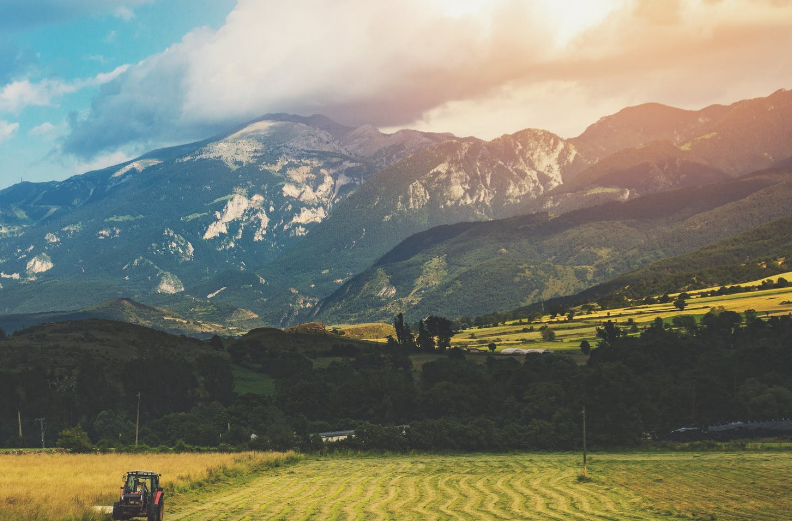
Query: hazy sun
xmin=542 ymin=0 xmax=622 ymax=45
xmin=434 ymin=0 xmax=621 ymax=45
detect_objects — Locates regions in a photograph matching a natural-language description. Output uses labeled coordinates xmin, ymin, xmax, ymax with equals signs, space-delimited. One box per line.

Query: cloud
xmin=62 ymin=0 xmax=792 ymax=156
xmin=30 ymin=122 xmax=56 ymax=136
xmin=0 ymin=65 xmax=128 ymax=113
xmin=68 ymin=150 xmax=135 ymax=175
xmin=0 ymin=0 xmax=156 ymax=30
xmin=29 ymin=121 xmax=68 ymax=139
xmin=0 ymin=120 xmax=19 ymax=144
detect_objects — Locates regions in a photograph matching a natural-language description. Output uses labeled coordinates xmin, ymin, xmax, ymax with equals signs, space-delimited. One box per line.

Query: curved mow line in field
xmin=341 ymin=473 xmax=375 ymax=520
xmin=314 ymin=472 xmax=358 ymax=520
xmin=471 ymin=474 xmax=507 ymax=519
xmin=413 ymin=468 xmax=441 ymax=519
xmin=436 ymin=473 xmax=464 ymax=519
xmin=495 ymin=474 xmax=532 ymax=520
xmin=371 ymin=469 xmax=405 ymax=518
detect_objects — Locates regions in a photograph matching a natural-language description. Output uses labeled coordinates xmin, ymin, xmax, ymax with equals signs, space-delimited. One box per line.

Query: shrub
xmin=56 ymin=426 xmax=93 ymax=453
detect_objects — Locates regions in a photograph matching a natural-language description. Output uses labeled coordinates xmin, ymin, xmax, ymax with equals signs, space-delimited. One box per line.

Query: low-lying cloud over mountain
xmin=62 ymin=0 xmax=792 ymax=161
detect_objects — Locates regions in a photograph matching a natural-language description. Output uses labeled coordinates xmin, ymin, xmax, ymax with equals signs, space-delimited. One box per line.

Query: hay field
xmin=169 ymin=452 xmax=792 ymax=521
xmin=0 ymin=451 xmax=295 ymax=521
xmin=450 ymin=285 xmax=792 ymax=355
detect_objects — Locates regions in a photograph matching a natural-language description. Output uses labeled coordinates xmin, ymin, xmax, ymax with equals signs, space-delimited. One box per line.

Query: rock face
xmin=3 ymin=90 xmax=792 ymax=325
xmin=233 ymin=128 xmax=594 ymax=325
xmin=312 ymin=168 xmax=792 ymax=324
xmin=0 ymin=115 xmax=455 ymax=316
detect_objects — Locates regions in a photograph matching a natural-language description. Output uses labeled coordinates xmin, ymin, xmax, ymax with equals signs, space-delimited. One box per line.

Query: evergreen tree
xmin=417 ymin=320 xmax=435 ymax=352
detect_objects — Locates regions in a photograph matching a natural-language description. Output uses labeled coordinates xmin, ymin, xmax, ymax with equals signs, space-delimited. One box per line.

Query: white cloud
xmin=0 ymin=65 xmax=128 ymax=113
xmin=29 ymin=121 xmax=68 ymax=139
xmin=63 ymin=0 xmax=792 ymax=156
xmin=0 ymin=120 xmax=19 ymax=144
xmin=29 ymin=122 xmax=56 ymax=136
xmin=114 ymin=6 xmax=135 ymax=21
xmin=69 ymin=150 xmax=135 ymax=175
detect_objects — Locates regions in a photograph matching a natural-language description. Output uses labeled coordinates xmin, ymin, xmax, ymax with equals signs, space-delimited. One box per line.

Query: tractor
xmin=112 ymin=470 xmax=164 ymax=521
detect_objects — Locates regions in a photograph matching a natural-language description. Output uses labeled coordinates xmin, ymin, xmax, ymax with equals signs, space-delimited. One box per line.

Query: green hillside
xmin=314 ymin=168 xmax=792 ymax=323
xmin=0 ymin=297 xmax=235 ymax=337
xmin=569 ymin=216 xmax=792 ymax=307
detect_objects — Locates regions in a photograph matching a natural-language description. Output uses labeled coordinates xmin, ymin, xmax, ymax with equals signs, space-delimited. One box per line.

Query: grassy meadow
xmin=0 ymin=451 xmax=296 ymax=521
xmin=166 ymin=451 xmax=792 ymax=521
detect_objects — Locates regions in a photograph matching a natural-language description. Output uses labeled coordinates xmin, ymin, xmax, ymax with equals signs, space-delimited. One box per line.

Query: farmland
xmin=167 ymin=451 xmax=792 ymax=520
xmin=0 ymin=451 xmax=295 ymax=521
xmin=3 ymin=449 xmax=791 ymax=520
xmin=446 ymin=282 xmax=792 ymax=356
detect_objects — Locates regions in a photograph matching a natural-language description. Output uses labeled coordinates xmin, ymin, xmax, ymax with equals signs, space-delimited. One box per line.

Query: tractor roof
xmin=127 ymin=470 xmax=160 ymax=476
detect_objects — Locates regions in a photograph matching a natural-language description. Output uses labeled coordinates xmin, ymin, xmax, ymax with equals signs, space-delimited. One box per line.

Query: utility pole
xmin=582 ymin=406 xmax=587 ymax=478
xmin=18 ymin=411 xmax=22 ymax=438
xmin=135 ymin=392 xmax=141 ymax=447
xmin=35 ymin=418 xmax=46 ymax=449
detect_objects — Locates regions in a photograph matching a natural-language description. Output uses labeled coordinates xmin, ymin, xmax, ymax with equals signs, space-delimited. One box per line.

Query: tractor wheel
xmin=147 ymin=499 xmax=163 ymax=521
xmin=112 ymin=501 xmax=123 ymax=520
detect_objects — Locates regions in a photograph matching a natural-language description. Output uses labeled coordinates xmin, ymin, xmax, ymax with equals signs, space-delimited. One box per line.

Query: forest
xmin=2 ymin=308 xmax=790 ymax=452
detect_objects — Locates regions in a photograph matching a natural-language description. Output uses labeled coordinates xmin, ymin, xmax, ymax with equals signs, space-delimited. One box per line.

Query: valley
xmin=3 ymin=4 xmax=791 ymax=521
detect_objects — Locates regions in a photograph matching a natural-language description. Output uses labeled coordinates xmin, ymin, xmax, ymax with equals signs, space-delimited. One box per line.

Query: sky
xmin=1 ymin=0 xmax=791 ymax=189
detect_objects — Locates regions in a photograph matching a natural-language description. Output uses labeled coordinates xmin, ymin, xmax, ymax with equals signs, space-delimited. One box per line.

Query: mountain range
xmin=1 ymin=88 xmax=791 ymax=328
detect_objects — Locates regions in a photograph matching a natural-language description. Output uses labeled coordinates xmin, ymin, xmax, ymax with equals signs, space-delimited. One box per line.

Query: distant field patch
xmin=105 ymin=215 xmax=144 ymax=222
xmin=333 ymin=322 xmax=395 ymax=340
xmin=231 ymin=363 xmax=275 ymax=395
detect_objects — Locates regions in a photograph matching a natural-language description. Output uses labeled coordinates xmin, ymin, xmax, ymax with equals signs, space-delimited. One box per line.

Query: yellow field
xmin=0 ymin=451 xmax=294 ymax=521
xmin=333 ymin=323 xmax=395 ymax=342
xmin=678 ymin=270 xmax=792 ymax=295
xmin=167 ymin=452 xmax=792 ymax=521
xmin=451 ymin=285 xmax=792 ymax=356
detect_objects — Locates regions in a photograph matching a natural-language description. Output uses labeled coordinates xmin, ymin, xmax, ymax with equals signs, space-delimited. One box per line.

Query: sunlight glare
xmin=539 ymin=0 xmax=622 ymax=45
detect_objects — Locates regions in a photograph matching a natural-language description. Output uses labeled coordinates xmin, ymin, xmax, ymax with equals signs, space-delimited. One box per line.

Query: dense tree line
xmin=3 ymin=310 xmax=791 ymax=452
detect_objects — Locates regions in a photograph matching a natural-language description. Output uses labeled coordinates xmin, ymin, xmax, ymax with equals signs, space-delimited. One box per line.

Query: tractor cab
xmin=113 ymin=471 xmax=164 ymax=521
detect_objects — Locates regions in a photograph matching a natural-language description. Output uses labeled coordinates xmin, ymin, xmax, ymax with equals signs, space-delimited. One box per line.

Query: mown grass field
xmin=168 ymin=451 xmax=792 ymax=521
xmin=0 ymin=451 xmax=295 ymax=521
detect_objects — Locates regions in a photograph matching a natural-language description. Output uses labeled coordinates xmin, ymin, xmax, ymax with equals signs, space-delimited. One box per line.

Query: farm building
xmin=500 ymin=348 xmax=552 ymax=355
xmin=316 ymin=430 xmax=355 ymax=442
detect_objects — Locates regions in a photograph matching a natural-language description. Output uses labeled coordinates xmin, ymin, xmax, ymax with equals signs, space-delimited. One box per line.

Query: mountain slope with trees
xmin=313 ymin=168 xmax=792 ymax=323
xmin=554 ymin=215 xmax=792 ymax=309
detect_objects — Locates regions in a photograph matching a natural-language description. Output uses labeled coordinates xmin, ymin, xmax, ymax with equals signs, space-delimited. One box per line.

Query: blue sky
xmin=1 ymin=0 xmax=791 ymax=190
xmin=0 ymin=0 xmax=235 ymax=188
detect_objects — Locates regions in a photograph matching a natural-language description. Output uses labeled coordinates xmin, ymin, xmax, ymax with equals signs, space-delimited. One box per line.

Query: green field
xmin=449 ymin=284 xmax=792 ymax=357
xmin=168 ymin=452 xmax=792 ymax=520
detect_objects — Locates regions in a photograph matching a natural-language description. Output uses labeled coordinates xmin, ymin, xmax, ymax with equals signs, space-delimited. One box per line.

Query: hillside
xmin=560 ymin=140 xmax=728 ymax=195
xmin=562 ymin=215 xmax=792 ymax=307
xmin=0 ymin=298 xmax=234 ymax=338
xmin=0 ymin=115 xmax=455 ymax=318
xmin=202 ymin=128 xmax=595 ymax=324
xmin=570 ymin=102 xmax=729 ymax=158
xmin=3 ymin=90 xmax=792 ymax=328
xmin=312 ymin=167 xmax=792 ymax=323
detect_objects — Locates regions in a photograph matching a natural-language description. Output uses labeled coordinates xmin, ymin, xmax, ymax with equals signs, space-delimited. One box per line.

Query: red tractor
xmin=112 ymin=470 xmax=164 ymax=521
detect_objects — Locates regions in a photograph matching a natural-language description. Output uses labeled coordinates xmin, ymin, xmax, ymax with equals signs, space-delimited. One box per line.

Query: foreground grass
xmin=0 ymin=451 xmax=296 ymax=521
xmin=169 ymin=451 xmax=792 ymax=520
